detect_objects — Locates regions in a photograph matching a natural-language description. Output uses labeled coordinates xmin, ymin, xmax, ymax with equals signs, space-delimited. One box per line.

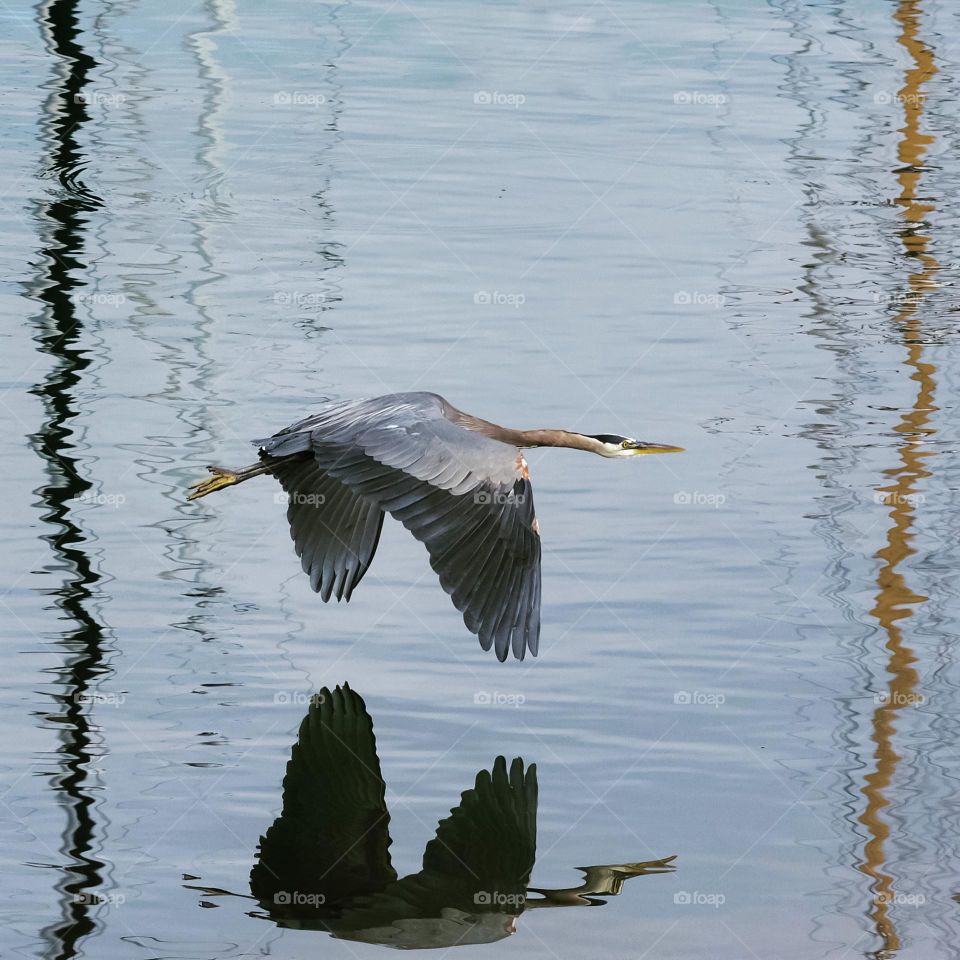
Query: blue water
xmin=3 ymin=0 xmax=960 ymax=957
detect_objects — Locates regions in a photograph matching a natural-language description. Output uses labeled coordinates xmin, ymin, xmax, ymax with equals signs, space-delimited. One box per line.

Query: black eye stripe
xmin=588 ymin=434 xmax=627 ymax=445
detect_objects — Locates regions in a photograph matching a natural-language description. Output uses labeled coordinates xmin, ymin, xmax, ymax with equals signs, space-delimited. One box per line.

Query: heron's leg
xmin=187 ymin=462 xmax=269 ymax=500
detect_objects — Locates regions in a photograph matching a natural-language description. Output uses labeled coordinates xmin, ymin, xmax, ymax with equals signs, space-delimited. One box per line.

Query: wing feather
xmin=250 ymin=683 xmax=396 ymax=915
xmin=257 ymin=393 xmax=541 ymax=660
xmin=335 ymin=756 xmax=537 ymax=940
xmin=269 ymin=455 xmax=384 ymax=603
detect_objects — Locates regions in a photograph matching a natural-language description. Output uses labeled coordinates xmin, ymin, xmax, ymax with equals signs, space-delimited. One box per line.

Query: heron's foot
xmin=187 ymin=465 xmax=238 ymax=501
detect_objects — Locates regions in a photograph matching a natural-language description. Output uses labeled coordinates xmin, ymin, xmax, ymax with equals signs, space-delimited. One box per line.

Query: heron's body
xmin=188 ymin=391 xmax=682 ymax=661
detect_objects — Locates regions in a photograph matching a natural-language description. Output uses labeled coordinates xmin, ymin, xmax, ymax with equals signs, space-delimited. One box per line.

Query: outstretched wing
xmin=257 ymin=393 xmax=541 ymax=661
xmin=335 ymin=756 xmax=537 ymax=947
xmin=268 ymin=455 xmax=384 ymax=602
xmin=419 ymin=755 xmax=537 ymax=890
xmin=250 ymin=683 xmax=396 ymax=917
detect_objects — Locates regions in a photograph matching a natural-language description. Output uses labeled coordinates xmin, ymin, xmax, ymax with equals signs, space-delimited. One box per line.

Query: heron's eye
xmin=621 ymin=440 xmax=631 ymax=449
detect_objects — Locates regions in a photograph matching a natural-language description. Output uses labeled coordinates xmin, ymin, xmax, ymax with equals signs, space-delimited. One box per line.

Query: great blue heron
xmin=188 ymin=392 xmax=683 ymax=660
xmin=226 ymin=683 xmax=672 ymax=948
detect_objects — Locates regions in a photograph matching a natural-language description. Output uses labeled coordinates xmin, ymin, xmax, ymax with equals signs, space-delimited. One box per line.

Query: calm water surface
xmin=3 ymin=0 xmax=960 ymax=957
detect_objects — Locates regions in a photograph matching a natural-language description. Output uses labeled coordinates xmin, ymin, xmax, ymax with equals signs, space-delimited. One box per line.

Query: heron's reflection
xmin=244 ymin=683 xmax=674 ymax=949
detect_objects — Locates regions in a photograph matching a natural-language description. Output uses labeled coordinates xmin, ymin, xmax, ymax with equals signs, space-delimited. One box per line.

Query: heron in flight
xmin=188 ymin=392 xmax=682 ymax=661
xmin=240 ymin=682 xmax=676 ymax=948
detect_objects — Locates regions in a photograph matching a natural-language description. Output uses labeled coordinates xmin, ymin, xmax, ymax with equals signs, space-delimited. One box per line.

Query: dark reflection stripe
xmin=30 ymin=1 xmax=107 ymax=957
xmin=857 ymin=1 xmax=938 ymax=954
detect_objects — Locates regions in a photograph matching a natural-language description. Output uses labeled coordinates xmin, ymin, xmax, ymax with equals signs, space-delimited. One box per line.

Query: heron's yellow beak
xmin=625 ymin=441 xmax=685 ymax=455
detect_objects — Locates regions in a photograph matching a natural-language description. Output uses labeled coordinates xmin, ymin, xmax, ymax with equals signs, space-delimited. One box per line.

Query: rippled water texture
xmin=2 ymin=0 xmax=960 ymax=957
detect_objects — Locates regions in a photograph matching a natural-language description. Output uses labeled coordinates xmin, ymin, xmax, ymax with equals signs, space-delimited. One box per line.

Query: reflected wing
xmin=338 ymin=756 xmax=538 ymax=940
xmin=421 ymin=755 xmax=537 ymax=890
xmin=268 ymin=455 xmax=384 ymax=601
xmin=257 ymin=393 xmax=541 ymax=661
xmin=250 ymin=683 xmax=396 ymax=915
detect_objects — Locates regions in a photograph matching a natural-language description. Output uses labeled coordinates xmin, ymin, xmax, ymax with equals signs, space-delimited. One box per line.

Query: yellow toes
xmin=187 ymin=466 xmax=237 ymax=501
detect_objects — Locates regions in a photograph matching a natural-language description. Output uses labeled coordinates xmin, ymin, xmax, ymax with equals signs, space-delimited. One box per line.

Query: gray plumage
xmin=255 ymin=392 xmax=541 ymax=661
xmin=189 ymin=390 xmax=683 ymax=661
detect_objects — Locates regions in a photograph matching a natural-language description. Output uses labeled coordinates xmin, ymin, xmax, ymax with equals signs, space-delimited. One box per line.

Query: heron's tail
xmin=187 ymin=462 xmax=270 ymax=501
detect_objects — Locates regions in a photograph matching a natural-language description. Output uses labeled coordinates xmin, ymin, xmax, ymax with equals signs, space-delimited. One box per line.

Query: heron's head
xmin=586 ymin=434 xmax=685 ymax=459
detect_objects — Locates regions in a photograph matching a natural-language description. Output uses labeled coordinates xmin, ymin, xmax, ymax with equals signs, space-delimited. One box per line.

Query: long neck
xmin=473 ymin=421 xmax=599 ymax=452
xmin=512 ymin=428 xmax=599 ymax=451
xmin=443 ymin=402 xmax=601 ymax=452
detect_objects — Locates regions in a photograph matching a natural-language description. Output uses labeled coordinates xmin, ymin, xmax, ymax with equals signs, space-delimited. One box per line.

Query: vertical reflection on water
xmin=858 ymin=1 xmax=938 ymax=954
xmin=172 ymin=0 xmax=346 ymax=612
xmin=170 ymin=0 xmax=234 ymax=597
xmin=776 ymin=0 xmax=943 ymax=952
xmin=775 ymin=4 xmax=893 ymax=899
xmin=29 ymin=0 xmax=107 ymax=956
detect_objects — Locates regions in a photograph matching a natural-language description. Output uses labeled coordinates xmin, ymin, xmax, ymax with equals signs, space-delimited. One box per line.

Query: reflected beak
xmin=626 ymin=441 xmax=685 ymax=455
